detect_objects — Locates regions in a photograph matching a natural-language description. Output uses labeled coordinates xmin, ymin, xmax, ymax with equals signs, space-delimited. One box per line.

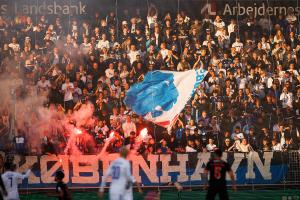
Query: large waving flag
xmin=124 ymin=69 xmax=208 ymax=129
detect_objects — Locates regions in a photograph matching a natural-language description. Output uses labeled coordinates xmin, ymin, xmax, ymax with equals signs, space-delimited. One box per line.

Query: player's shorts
xmin=123 ymin=190 xmax=133 ymax=200
xmin=109 ymin=191 xmax=130 ymax=200
xmin=206 ymin=186 xmax=229 ymax=200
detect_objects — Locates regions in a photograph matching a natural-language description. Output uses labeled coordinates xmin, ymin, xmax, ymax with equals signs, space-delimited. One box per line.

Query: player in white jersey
xmin=1 ymin=162 xmax=31 ymax=200
xmin=98 ymin=147 xmax=142 ymax=200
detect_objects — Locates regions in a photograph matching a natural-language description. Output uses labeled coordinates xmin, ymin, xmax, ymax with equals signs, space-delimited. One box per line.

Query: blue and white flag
xmin=124 ymin=69 xmax=208 ymax=129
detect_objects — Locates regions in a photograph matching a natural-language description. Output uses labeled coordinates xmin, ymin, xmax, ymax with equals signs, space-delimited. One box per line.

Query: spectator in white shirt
xmin=271 ymin=139 xmax=282 ymax=151
xmin=186 ymin=119 xmax=196 ymax=135
xmin=227 ymin=19 xmax=236 ymax=37
xmin=286 ymin=10 xmax=297 ymax=24
xmin=203 ymin=35 xmax=216 ymax=46
xmin=280 ymin=86 xmax=293 ymax=108
xmin=159 ymin=42 xmax=169 ymax=60
xmin=8 ymin=37 xmax=20 ymax=53
xmin=206 ymin=138 xmax=217 ymax=152
xmin=147 ymin=4 xmax=158 ymax=28
xmin=95 ymin=120 xmax=109 ymax=137
xmin=61 ymin=77 xmax=74 ymax=110
xmin=110 ymin=107 xmax=121 ymax=123
xmin=80 ymin=37 xmax=91 ymax=55
xmin=122 ymin=115 xmax=137 ymax=139
xmin=105 ymin=63 xmax=115 ymax=79
xmin=97 ymin=33 xmax=110 ymax=50
xmin=215 ymin=27 xmax=227 ymax=39
xmin=73 ymin=81 xmax=82 ymax=103
xmin=37 ymin=75 xmax=51 ymax=94
xmin=232 ymin=38 xmax=243 ymax=53
xmin=213 ymin=15 xmax=225 ymax=30
xmin=186 ymin=140 xmax=197 ymax=152
xmin=231 ymin=127 xmax=244 ymax=140
xmin=288 ymin=63 xmax=299 ymax=77
xmin=128 ymin=45 xmax=140 ymax=64
xmin=261 ymin=36 xmax=271 ymax=52
xmin=238 ymin=139 xmax=253 ymax=153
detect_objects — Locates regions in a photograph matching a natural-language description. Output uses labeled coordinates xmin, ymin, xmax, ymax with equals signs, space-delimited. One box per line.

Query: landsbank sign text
xmin=0 ymin=0 xmax=87 ymax=15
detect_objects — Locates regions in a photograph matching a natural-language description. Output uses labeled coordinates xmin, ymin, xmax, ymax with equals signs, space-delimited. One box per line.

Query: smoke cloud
xmin=0 ymin=70 xmax=97 ymax=155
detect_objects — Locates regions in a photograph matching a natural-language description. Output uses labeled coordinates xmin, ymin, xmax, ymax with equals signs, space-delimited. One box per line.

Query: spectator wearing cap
xmin=209 ymin=116 xmax=220 ymax=138
xmin=203 ymin=34 xmax=215 ymax=47
xmin=157 ymin=139 xmax=171 ymax=154
xmin=221 ymin=138 xmax=233 ymax=152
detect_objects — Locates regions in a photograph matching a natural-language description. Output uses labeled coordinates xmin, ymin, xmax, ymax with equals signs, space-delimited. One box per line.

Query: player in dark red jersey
xmin=204 ymin=149 xmax=237 ymax=200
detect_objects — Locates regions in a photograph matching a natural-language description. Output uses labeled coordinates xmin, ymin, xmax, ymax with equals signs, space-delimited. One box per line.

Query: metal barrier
xmin=285 ymin=150 xmax=300 ymax=184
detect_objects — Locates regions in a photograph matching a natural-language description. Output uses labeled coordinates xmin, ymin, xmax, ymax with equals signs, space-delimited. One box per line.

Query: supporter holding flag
xmin=124 ymin=69 xmax=207 ymax=130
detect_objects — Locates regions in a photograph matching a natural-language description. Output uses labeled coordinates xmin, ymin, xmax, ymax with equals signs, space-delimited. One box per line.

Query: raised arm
xmin=16 ymin=169 xmax=31 ymax=180
xmin=98 ymin=165 xmax=112 ymax=198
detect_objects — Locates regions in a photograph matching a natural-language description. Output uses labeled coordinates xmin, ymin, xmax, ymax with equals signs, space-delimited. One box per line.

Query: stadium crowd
xmin=0 ymin=6 xmax=300 ymax=155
